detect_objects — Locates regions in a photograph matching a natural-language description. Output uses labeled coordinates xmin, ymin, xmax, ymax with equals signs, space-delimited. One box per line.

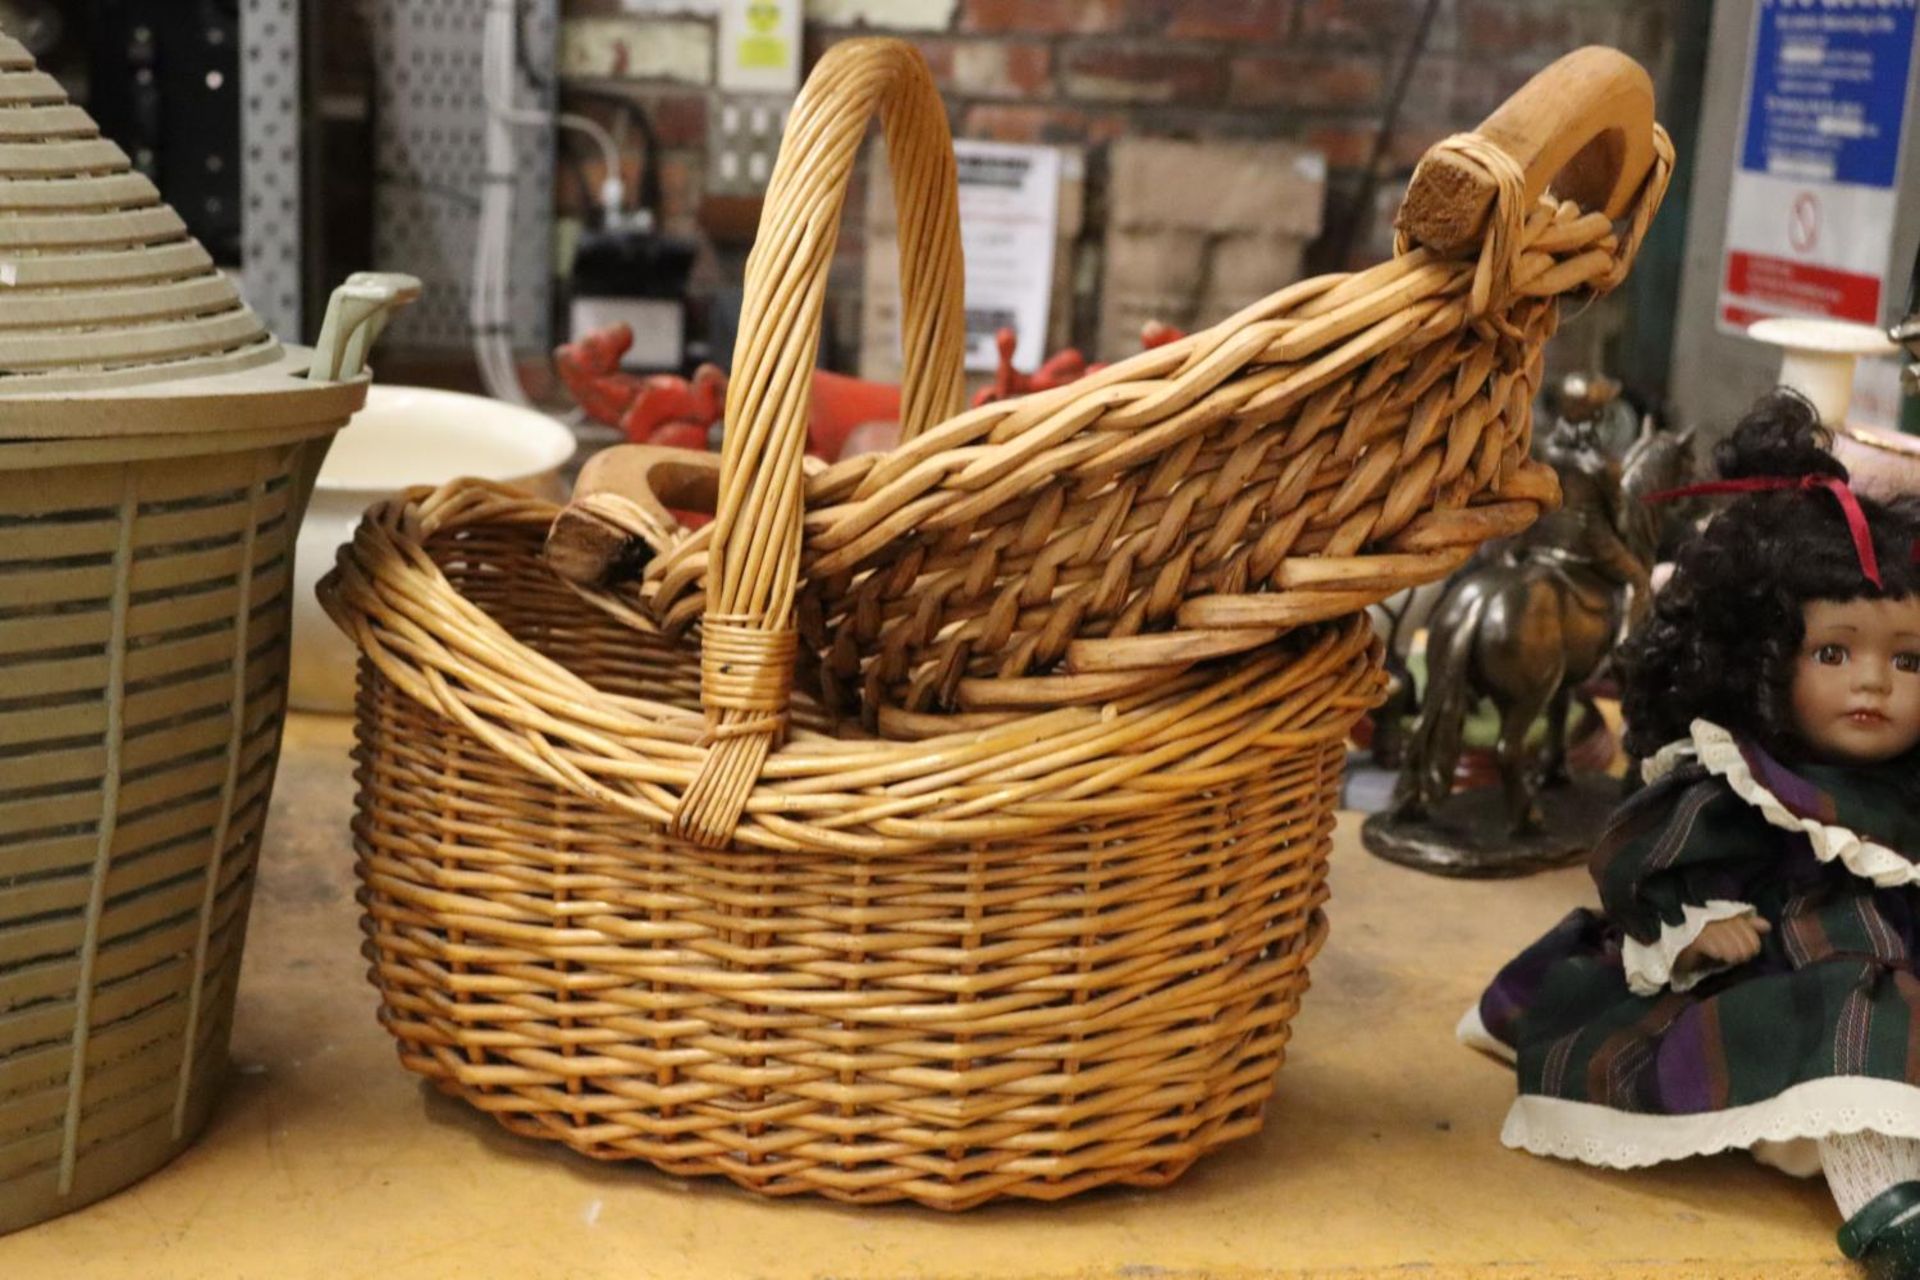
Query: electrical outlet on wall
xmin=706 ymin=93 xmax=791 ymax=196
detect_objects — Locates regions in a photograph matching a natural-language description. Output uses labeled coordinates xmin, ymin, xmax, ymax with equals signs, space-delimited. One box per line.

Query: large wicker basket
xmin=320 ymin=39 xmax=1669 ymax=1209
xmin=0 ymin=32 xmax=418 ymax=1235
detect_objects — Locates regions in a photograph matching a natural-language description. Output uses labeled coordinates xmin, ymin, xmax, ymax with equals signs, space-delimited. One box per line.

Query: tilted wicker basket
xmin=557 ymin=44 xmax=1673 ymax=746
xmin=319 ymin=38 xmax=1669 ymax=1209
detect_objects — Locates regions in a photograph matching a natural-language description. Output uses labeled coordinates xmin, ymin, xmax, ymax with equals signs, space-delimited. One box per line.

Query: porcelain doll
xmin=1460 ymin=390 xmax=1920 ymax=1278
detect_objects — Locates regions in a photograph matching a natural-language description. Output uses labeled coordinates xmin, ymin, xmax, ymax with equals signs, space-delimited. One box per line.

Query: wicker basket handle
xmin=676 ymin=38 xmax=965 ymax=846
xmin=1397 ymin=46 xmax=1657 ymax=255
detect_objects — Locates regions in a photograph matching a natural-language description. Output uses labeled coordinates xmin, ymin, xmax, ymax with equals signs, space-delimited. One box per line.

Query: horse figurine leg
xmin=1388 ymin=583 xmax=1486 ymax=822
xmin=1371 ymin=651 xmax=1417 ymax=770
xmin=1540 ymin=685 xmax=1573 ymax=788
xmin=1495 ymin=680 xmax=1557 ymax=836
xmin=1477 ymin=571 xmax=1568 ymax=837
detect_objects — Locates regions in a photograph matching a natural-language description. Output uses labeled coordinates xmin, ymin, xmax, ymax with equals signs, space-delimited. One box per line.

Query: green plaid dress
xmin=1465 ymin=720 xmax=1920 ymax=1172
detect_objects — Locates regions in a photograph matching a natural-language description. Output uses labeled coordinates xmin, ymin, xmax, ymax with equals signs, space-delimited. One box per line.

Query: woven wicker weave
xmin=326 ymin=485 xmax=1378 ymax=1208
xmin=320 ymin=38 xmax=1669 ymax=1209
xmin=563 ymin=44 xmax=1674 ymax=761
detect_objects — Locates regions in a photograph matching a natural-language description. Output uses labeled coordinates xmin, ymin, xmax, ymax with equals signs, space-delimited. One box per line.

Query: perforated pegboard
xmin=239 ymin=0 xmax=304 ymax=341
xmin=369 ymin=0 xmax=556 ymax=352
xmin=707 ymin=94 xmax=792 ymax=197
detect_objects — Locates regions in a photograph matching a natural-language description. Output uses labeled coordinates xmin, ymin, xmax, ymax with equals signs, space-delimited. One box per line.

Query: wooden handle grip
xmin=545 ymin=445 xmax=718 ymax=586
xmin=1396 ymin=46 xmax=1657 ymax=254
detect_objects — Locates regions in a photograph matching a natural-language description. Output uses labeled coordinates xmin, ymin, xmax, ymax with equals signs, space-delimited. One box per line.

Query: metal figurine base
xmin=1361 ymin=774 xmax=1625 ymax=879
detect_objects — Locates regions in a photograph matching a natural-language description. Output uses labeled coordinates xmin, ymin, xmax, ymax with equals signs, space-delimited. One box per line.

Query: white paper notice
xmin=953 ymin=141 xmax=1060 ymax=374
xmin=1717 ymin=0 xmax=1918 ymax=335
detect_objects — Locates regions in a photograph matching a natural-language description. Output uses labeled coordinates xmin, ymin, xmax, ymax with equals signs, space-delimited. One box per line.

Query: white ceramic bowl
xmin=291 ymin=385 xmax=578 ymax=712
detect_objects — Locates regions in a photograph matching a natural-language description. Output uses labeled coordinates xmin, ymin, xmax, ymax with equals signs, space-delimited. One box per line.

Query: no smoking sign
xmin=1788 ymin=192 xmax=1819 ymax=254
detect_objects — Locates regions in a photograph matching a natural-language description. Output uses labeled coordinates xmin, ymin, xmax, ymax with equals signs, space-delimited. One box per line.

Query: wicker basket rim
xmin=325 ymin=40 xmax=1673 ymax=852
xmin=319 ymin=479 xmax=1384 ymax=851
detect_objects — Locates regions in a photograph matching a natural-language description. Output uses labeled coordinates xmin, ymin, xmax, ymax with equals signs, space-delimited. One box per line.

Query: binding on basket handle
xmin=1396 ymin=46 xmax=1663 ymax=308
xmin=672 ymin=38 xmax=966 ymax=847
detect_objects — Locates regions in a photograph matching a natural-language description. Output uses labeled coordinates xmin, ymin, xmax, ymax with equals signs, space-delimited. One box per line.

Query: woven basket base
xmin=341 ymin=500 xmax=1374 ymax=1209
xmin=415 ymin=911 xmax=1329 ymax=1209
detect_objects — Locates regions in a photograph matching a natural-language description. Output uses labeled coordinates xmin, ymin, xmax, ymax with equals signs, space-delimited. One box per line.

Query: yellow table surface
xmin=0 ymin=715 xmax=1848 ymax=1278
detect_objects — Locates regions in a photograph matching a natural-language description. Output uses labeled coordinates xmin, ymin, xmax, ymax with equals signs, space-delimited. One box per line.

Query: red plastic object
xmin=554 ymin=324 xmax=726 ymax=448
xmin=968 ymin=324 xmax=1186 ymax=408
xmin=625 ymin=365 xmax=725 ymax=445
xmin=808 ymin=368 xmax=901 ymax=462
xmin=556 ymin=323 xmax=899 ymax=460
xmin=1140 ymin=320 xmax=1185 ymax=350
xmin=972 ymin=328 xmax=1091 ymax=408
xmin=554 ymin=321 xmax=1188 ymax=462
xmin=646 ymin=422 xmax=712 ymax=451
xmin=553 ymin=324 xmax=644 ymax=424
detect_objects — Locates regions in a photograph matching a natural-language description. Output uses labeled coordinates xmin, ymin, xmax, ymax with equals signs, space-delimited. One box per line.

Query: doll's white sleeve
xmin=1621 ymin=900 xmax=1760 ymax=996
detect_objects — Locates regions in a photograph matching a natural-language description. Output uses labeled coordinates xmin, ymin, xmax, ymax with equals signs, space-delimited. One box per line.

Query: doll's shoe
xmin=1839 ymin=1182 xmax=1920 ymax=1279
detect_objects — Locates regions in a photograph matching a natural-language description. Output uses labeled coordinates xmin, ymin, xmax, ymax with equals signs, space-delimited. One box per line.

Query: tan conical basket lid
xmin=0 ymin=29 xmax=280 ymax=394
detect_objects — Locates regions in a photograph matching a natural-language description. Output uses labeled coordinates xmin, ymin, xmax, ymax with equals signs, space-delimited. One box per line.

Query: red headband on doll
xmin=1644 ymin=473 xmax=1889 ymax=588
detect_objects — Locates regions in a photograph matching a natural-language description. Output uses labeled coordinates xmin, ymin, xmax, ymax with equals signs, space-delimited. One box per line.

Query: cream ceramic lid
xmin=0 ymin=29 xmax=280 ymax=394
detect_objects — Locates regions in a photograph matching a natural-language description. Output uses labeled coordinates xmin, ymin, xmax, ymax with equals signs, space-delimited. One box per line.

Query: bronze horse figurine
xmin=1387 ymin=414 xmax=1696 ymax=835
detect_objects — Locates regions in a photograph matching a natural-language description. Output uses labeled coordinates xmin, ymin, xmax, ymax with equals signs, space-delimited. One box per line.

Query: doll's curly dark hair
xmin=1617 ymin=389 xmax=1920 ymax=761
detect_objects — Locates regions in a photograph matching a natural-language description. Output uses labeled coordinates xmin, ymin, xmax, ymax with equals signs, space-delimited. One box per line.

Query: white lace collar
xmin=1642 ymin=719 xmax=1920 ymax=888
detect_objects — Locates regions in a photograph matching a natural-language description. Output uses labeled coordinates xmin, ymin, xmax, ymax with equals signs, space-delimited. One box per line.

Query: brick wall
xmin=555 ymin=0 xmax=1674 ymax=367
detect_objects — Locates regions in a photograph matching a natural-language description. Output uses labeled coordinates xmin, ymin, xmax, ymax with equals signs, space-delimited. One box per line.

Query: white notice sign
xmin=953 ymin=141 xmax=1060 ymax=374
xmin=1718 ymin=0 xmax=1918 ymax=335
